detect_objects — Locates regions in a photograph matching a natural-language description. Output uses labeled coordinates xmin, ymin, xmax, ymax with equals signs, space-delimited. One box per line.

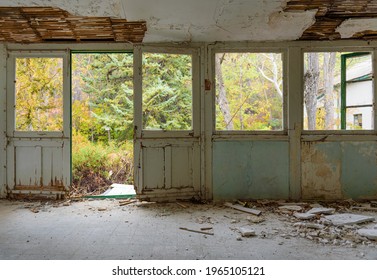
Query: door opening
xmin=71 ymin=52 xmax=134 ymax=197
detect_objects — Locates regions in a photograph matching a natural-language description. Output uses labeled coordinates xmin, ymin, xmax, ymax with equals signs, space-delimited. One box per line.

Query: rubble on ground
xmin=228 ymin=199 xmax=377 ymax=248
xmin=357 ymin=229 xmax=377 ymax=241
xmin=238 ymin=226 xmax=256 ymax=237
xmin=16 ymin=197 xmax=377 ymax=249
xmin=323 ymin=213 xmax=375 ymax=226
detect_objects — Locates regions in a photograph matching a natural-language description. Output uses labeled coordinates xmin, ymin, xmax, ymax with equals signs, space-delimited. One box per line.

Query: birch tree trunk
xmin=304 ymin=53 xmax=320 ymax=130
xmin=323 ymin=52 xmax=336 ymax=129
xmin=215 ymin=54 xmax=234 ymax=130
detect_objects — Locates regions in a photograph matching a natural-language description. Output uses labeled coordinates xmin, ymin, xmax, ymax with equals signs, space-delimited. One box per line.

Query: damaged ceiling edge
xmin=266 ymin=10 xmax=317 ymax=41
xmin=0 ymin=6 xmax=147 ymax=43
xmin=285 ymin=0 xmax=377 ymax=40
xmin=336 ymin=18 xmax=377 ymax=39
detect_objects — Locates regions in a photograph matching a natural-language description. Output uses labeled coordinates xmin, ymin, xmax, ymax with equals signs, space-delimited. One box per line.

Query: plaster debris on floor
xmin=1 ymin=198 xmax=377 ymax=259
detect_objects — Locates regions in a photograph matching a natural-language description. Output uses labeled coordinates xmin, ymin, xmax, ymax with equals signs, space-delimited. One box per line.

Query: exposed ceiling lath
xmin=285 ymin=0 xmax=377 ymax=40
xmin=0 ymin=6 xmax=147 ymax=43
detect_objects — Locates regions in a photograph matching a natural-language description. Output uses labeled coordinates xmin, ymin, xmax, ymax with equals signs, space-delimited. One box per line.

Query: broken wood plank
xmin=351 ymin=206 xmax=377 ymax=212
xmin=179 ymin=227 xmax=214 ymax=235
xmin=119 ymin=200 xmax=137 ymax=206
xmin=224 ymin=202 xmax=262 ymax=216
xmin=370 ymin=201 xmax=377 ymax=208
xmin=176 ymin=202 xmax=188 ymax=208
xmin=278 ymin=202 xmax=308 ymax=206
xmin=200 ymin=227 xmax=213 ymax=231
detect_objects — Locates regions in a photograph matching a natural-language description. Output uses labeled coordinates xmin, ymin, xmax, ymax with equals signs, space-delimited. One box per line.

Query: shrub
xmin=71 ymin=132 xmax=133 ymax=195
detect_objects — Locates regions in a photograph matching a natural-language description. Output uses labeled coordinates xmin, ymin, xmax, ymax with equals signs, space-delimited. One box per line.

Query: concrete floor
xmin=0 ymin=198 xmax=376 ymax=260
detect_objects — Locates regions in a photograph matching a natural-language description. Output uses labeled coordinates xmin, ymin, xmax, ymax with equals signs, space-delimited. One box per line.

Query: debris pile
xmin=224 ymin=199 xmax=377 ymax=246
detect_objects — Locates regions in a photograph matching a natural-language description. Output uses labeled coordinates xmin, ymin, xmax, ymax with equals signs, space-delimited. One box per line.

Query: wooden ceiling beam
xmin=0 ymin=6 xmax=146 ymax=43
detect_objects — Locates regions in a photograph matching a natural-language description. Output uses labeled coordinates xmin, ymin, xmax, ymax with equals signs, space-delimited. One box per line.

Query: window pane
xmin=142 ymin=53 xmax=192 ymax=130
xmin=15 ymin=57 xmax=63 ymax=131
xmin=215 ymin=53 xmax=283 ymax=131
xmin=303 ymin=52 xmax=373 ymax=130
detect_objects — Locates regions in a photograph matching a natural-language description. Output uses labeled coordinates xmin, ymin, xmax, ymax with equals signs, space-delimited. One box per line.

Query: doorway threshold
xmin=84 ymin=183 xmax=136 ymax=199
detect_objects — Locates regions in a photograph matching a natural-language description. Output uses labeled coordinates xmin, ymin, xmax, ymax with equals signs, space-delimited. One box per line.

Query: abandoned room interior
xmin=1 ymin=0 xmax=377 ymax=260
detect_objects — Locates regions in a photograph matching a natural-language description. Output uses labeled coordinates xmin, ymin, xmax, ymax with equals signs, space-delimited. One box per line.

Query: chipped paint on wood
xmin=9 ymin=142 xmax=67 ymax=192
xmin=0 ymin=45 xmax=6 ymax=198
xmin=301 ymin=142 xmax=342 ymax=200
xmin=141 ymin=141 xmax=200 ymax=194
xmin=213 ymin=141 xmax=289 ymax=200
xmin=142 ymin=146 xmax=165 ymax=189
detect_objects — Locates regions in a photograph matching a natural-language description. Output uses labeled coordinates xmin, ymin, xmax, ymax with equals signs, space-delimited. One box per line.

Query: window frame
xmin=301 ymin=47 xmax=377 ymax=135
xmin=211 ymin=47 xmax=288 ymax=136
xmin=137 ymin=46 xmax=200 ymax=139
xmin=7 ymin=51 xmax=70 ymax=138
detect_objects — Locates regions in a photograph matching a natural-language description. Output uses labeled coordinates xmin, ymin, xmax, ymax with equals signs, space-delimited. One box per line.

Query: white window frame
xmin=301 ymin=46 xmax=377 ymax=136
xmin=210 ymin=46 xmax=288 ymax=136
xmin=7 ymin=51 xmax=70 ymax=138
xmin=136 ymin=46 xmax=201 ymax=139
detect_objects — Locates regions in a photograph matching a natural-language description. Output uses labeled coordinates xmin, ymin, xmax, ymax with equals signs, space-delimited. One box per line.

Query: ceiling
xmin=0 ymin=7 xmax=146 ymax=43
xmin=1 ymin=0 xmax=377 ymax=43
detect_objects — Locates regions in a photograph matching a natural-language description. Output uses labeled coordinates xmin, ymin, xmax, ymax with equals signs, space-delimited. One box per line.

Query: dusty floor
xmin=0 ymin=198 xmax=377 ymax=260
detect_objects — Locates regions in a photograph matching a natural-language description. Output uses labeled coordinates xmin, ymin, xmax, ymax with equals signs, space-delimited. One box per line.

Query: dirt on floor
xmin=16 ymin=198 xmax=377 ymax=249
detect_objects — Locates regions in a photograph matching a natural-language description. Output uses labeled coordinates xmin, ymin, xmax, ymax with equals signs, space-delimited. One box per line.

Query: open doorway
xmin=70 ymin=52 xmax=134 ymax=197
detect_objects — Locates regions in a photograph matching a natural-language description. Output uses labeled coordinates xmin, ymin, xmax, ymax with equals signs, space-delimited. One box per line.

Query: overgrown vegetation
xmin=215 ymin=53 xmax=283 ymax=131
xmin=21 ymin=51 xmax=342 ymax=194
xmin=71 ymin=53 xmax=134 ymax=194
xmin=71 ymin=132 xmax=133 ymax=195
xmin=70 ymin=52 xmax=196 ymax=194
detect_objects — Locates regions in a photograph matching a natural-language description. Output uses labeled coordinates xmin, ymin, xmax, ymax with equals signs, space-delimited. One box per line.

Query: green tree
xmin=142 ymin=53 xmax=192 ymax=130
xmin=73 ymin=53 xmax=134 ymax=142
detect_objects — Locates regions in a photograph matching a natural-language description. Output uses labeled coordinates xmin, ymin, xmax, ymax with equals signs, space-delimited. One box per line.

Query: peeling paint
xmin=301 ymin=142 xmax=342 ymax=200
xmin=267 ymin=10 xmax=317 ymax=41
xmin=3 ymin=0 xmax=377 ymax=42
xmin=1 ymin=0 xmax=125 ymax=17
xmin=336 ymin=18 xmax=377 ymax=38
xmin=302 ymin=141 xmax=377 ymax=201
xmin=2 ymin=0 xmax=320 ymax=42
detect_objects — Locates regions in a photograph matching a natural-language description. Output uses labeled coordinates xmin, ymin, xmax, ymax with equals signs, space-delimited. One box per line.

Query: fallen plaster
xmin=307 ymin=207 xmax=335 ymax=215
xmin=278 ymin=205 xmax=302 ymax=211
xmin=293 ymin=212 xmax=316 ymax=220
xmin=336 ymin=18 xmax=377 ymax=38
xmin=3 ymin=199 xmax=377 ymax=259
xmin=324 ymin=213 xmax=375 ymax=226
xmin=238 ymin=226 xmax=256 ymax=237
xmin=358 ymin=228 xmax=377 ymax=241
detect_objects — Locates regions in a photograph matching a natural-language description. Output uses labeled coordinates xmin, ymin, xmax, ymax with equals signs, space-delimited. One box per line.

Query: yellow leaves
xmin=15 ymin=57 xmax=63 ymax=131
xmin=216 ymin=52 xmax=283 ymax=131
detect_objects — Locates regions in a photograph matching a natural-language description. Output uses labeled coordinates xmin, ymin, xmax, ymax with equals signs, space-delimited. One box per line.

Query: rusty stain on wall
xmin=301 ymin=142 xmax=342 ymax=200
